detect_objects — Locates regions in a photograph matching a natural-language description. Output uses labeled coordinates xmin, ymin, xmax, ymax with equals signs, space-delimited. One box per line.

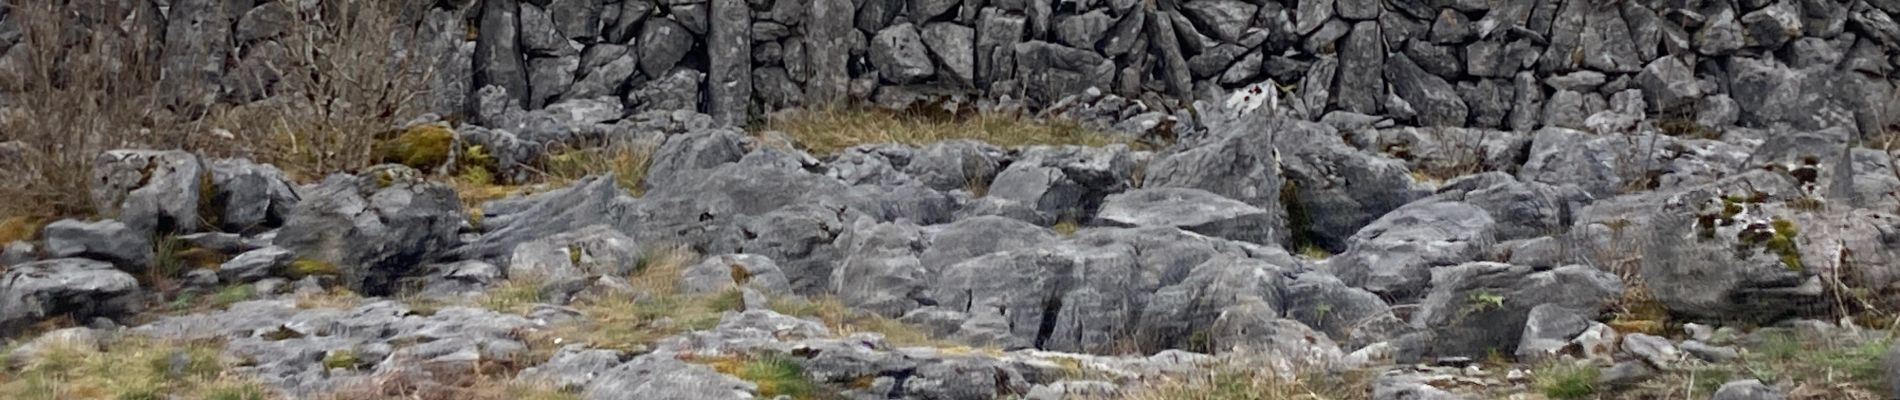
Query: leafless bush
xmin=0 ymin=0 xmax=438 ymax=222
xmin=215 ymin=0 xmax=434 ymax=180
xmin=0 ymin=0 xmax=167 ymax=218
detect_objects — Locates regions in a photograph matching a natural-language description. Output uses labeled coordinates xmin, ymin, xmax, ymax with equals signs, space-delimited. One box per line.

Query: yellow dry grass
xmin=762 ymin=107 xmax=1129 ymax=155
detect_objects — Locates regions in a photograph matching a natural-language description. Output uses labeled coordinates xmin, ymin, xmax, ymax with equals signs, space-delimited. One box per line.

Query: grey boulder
xmin=218 ymin=246 xmax=297 ymax=284
xmin=275 ymin=165 xmax=464 ymax=295
xmin=43 ymin=219 xmax=152 ymax=268
xmin=1411 ymin=263 xmax=1621 ymax=359
xmin=1711 ymin=379 xmax=1786 ymax=400
xmin=679 ymin=254 xmax=793 ymax=295
xmin=0 ymin=259 xmax=142 ymax=336
xmin=91 ymin=150 xmax=206 ymax=234
xmin=1327 ymin=199 xmax=1497 ymax=300
xmin=1096 ymin=188 xmax=1284 ymax=246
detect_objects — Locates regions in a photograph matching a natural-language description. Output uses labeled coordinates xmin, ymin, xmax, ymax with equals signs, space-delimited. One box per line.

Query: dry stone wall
xmin=6 ymin=0 xmax=1900 ymax=135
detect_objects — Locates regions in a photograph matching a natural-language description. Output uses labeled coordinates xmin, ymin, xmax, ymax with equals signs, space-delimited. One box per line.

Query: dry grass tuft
xmin=765 ymin=296 xmax=963 ymax=348
xmin=541 ymin=144 xmax=657 ymax=196
xmin=763 ymin=107 xmax=1130 ymax=155
xmin=312 ymin=367 xmax=580 ymax=400
xmin=295 ymin=287 xmax=363 ymax=310
xmin=1110 ymin=367 xmax=1372 ymax=400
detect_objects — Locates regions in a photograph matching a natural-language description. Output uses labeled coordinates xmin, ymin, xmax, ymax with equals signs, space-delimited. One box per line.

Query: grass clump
xmin=1742 ymin=332 xmax=1891 ymax=391
xmin=763 ymin=108 xmax=1129 ymax=155
xmin=542 ymin=144 xmax=655 ymax=196
xmin=1533 ymin=362 xmax=1600 ymax=400
xmin=0 ymin=336 xmax=272 ymax=400
xmin=1766 ymin=218 xmax=1802 ymax=271
xmin=294 ymin=287 xmax=361 ymax=309
xmin=766 ymin=296 xmax=959 ymax=348
xmin=1052 ymin=220 xmax=1081 ymax=236
xmin=0 ymin=216 xmax=45 ymax=244
xmin=478 ymin=278 xmax=546 ymax=315
xmin=321 ymin=349 xmax=362 ymax=370
xmin=375 ymin=123 xmax=455 ymax=171
xmin=1115 ymin=368 xmax=1371 ymax=400
xmin=287 ymin=257 xmax=341 ymax=279
xmin=700 ymin=353 xmax=821 ymax=399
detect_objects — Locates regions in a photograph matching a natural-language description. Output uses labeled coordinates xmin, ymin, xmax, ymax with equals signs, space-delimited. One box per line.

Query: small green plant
xmin=1052 ymin=219 xmax=1081 ymax=236
xmin=1467 ymin=291 xmax=1506 ymax=313
xmin=1534 ymin=362 xmax=1600 ymax=399
xmin=288 ymin=257 xmax=341 ymax=278
xmin=321 ymin=349 xmax=362 ymax=370
xmin=479 ymin=278 xmax=545 ymax=314
xmin=542 ymin=144 xmax=655 ymax=196
xmin=209 ymin=285 xmax=257 ymax=309
xmin=711 ymin=353 xmax=819 ymax=399
xmin=1766 ymin=218 xmax=1802 ymax=271
xmin=375 ymin=123 xmax=455 ymax=170
xmin=1296 ymin=244 xmax=1332 ymax=259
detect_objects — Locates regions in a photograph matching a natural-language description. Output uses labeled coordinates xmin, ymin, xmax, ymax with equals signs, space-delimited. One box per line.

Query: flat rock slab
xmin=1096 ymin=187 xmax=1281 ymax=245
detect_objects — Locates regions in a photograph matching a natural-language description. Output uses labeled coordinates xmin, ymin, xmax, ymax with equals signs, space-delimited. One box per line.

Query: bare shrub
xmin=216 ymin=0 xmax=434 ymax=180
xmin=0 ymin=1 xmax=167 ymax=218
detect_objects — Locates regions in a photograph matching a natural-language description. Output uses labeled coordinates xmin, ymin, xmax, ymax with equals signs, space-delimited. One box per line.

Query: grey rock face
xmin=156 ymin=0 xmax=228 ymax=112
xmin=1179 ymin=0 xmax=1258 ymax=43
xmin=1096 ymin=188 xmax=1284 ymax=245
xmin=1335 ymin=22 xmax=1385 ymax=114
xmin=1622 ymin=332 xmax=1681 ymax=368
xmin=0 ymin=259 xmax=142 ymax=336
xmin=275 ymin=166 xmax=464 ymax=295
xmin=518 ymin=347 xmax=624 ymax=391
xmin=1640 ymin=193 xmax=1827 ymax=323
xmin=1144 ymin=114 xmax=1286 ymax=225
xmin=208 ymin=159 xmax=300 ymax=234
xmin=218 ymin=246 xmax=296 ymax=284
xmin=1283 ymin=271 xmax=1405 ymax=349
xmin=1412 ymin=263 xmax=1621 ymax=359
xmin=474 ymin=0 xmax=529 ymax=112
xmin=1637 ymin=56 xmax=1706 ymax=112
xmin=466 ymin=176 xmax=631 ymax=265
xmin=680 ymin=254 xmax=793 ymax=295
xmin=1712 ymin=379 xmax=1786 ymax=400
xmin=638 ymin=19 xmax=694 ymax=78
xmin=830 ymin=221 xmax=930 ymax=317
xmin=1384 ymin=53 xmax=1468 ymax=127
xmin=987 ymin=145 xmax=1136 ymax=223
xmin=1516 ymin=304 xmax=1592 ymax=362
xmin=872 ymin=23 xmax=936 ymax=84
xmin=922 ymin=23 xmax=977 ymax=86
xmin=626 ymin=69 xmax=707 ymax=114
xmin=1327 ymin=200 xmax=1496 ymax=300
xmin=1012 ymin=41 xmax=1116 ymax=106
xmin=43 ymin=219 xmax=152 ymax=268
xmin=508 ymin=225 xmax=643 ymax=282
xmin=91 ymin=150 xmax=206 ymax=235
xmin=707 ymin=0 xmax=752 ymax=126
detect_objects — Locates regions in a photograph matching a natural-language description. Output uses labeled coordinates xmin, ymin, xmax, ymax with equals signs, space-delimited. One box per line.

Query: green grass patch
xmin=702 ymin=353 xmax=821 ymax=399
xmin=0 ymin=336 xmax=271 ymax=400
xmin=1533 ymin=362 xmax=1600 ymax=400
